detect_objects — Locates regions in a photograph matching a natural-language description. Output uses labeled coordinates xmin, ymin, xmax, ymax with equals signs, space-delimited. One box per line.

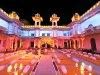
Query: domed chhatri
xmin=50 ymin=14 xmax=60 ymax=26
xmin=32 ymin=13 xmax=43 ymax=26
xmin=71 ymin=13 xmax=80 ymax=22
xmin=9 ymin=11 xmax=20 ymax=20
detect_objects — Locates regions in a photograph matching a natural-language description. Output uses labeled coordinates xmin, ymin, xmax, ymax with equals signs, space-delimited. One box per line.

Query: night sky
xmin=0 ymin=0 xmax=99 ymax=25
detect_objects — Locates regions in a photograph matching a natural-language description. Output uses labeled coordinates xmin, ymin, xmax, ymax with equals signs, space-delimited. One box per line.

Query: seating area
xmin=52 ymin=49 xmax=100 ymax=75
xmin=0 ymin=49 xmax=100 ymax=75
xmin=0 ymin=50 xmax=38 ymax=75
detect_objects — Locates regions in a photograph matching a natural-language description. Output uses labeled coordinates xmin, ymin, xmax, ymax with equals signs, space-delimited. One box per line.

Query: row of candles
xmin=75 ymin=62 xmax=92 ymax=75
xmin=7 ymin=63 xmax=23 ymax=75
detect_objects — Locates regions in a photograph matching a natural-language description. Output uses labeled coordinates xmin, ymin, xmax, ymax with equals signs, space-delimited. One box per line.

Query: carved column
xmin=56 ymin=30 xmax=58 ymax=37
xmin=81 ymin=38 xmax=85 ymax=49
xmin=73 ymin=39 xmax=76 ymax=49
xmin=52 ymin=30 xmax=54 ymax=37
xmin=39 ymin=22 xmax=41 ymax=26
xmin=52 ymin=22 xmax=54 ymax=26
xmin=14 ymin=39 xmax=17 ymax=51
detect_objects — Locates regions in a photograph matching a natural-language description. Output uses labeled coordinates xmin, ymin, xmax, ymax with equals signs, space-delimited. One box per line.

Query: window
xmin=47 ymin=33 xmax=50 ymax=36
xmin=70 ymin=30 xmax=72 ymax=36
xmin=42 ymin=33 xmax=45 ymax=36
xmin=63 ymin=33 xmax=67 ymax=36
xmin=31 ymin=33 xmax=34 ymax=36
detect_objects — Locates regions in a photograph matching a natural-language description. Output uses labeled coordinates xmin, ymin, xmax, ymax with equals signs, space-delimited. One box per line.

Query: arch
xmin=90 ymin=38 xmax=97 ymax=51
xmin=39 ymin=36 xmax=54 ymax=47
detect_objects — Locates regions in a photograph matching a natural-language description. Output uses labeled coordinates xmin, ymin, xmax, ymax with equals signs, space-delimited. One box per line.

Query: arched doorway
xmin=90 ymin=38 xmax=97 ymax=51
xmin=39 ymin=36 xmax=54 ymax=48
xmin=41 ymin=43 xmax=51 ymax=48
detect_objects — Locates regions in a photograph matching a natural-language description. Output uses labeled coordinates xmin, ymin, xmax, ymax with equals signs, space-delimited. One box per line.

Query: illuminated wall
xmin=22 ymin=30 xmax=28 ymax=36
xmin=58 ymin=31 xmax=63 ymax=36
xmin=81 ymin=14 xmax=100 ymax=32
xmin=8 ymin=23 xmax=13 ymax=34
xmin=29 ymin=31 xmax=35 ymax=36
xmin=0 ymin=18 xmax=8 ymax=29
xmin=77 ymin=25 xmax=81 ymax=34
xmin=18 ymin=28 xmax=22 ymax=36
xmin=40 ymin=31 xmax=52 ymax=36
xmin=13 ymin=23 xmax=18 ymax=35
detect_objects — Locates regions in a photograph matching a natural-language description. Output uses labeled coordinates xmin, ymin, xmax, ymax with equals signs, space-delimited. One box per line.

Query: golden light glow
xmin=39 ymin=36 xmax=54 ymax=47
xmin=32 ymin=13 xmax=43 ymax=22
xmin=71 ymin=13 xmax=80 ymax=21
xmin=9 ymin=11 xmax=20 ymax=20
xmin=22 ymin=25 xmax=69 ymax=29
xmin=80 ymin=1 xmax=100 ymax=19
xmin=50 ymin=14 xmax=60 ymax=22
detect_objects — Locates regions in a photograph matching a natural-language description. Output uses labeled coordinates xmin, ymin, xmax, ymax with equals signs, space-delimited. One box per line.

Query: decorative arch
xmin=39 ymin=36 xmax=54 ymax=47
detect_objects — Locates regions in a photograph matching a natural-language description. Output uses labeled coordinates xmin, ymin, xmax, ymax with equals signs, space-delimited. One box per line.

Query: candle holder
xmin=7 ymin=63 xmax=23 ymax=75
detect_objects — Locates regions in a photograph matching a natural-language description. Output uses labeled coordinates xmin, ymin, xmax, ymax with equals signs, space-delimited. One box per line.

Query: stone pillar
xmin=28 ymin=31 xmax=29 ymax=37
xmin=8 ymin=24 xmax=10 ymax=33
xmin=17 ymin=26 xmax=18 ymax=35
xmin=55 ymin=22 xmax=57 ymax=26
xmin=77 ymin=39 xmax=80 ymax=49
xmin=56 ymin=30 xmax=58 ymax=37
xmin=45 ymin=43 xmax=47 ymax=48
xmin=72 ymin=25 xmax=76 ymax=35
xmin=35 ymin=30 xmax=36 ymax=37
xmin=80 ymin=24 xmax=82 ymax=34
xmin=73 ymin=39 xmax=76 ymax=49
xmin=35 ymin=21 xmax=37 ymax=26
xmin=14 ymin=39 xmax=17 ymax=51
xmin=52 ymin=22 xmax=54 ymax=26
xmin=39 ymin=22 xmax=41 ymax=26
xmin=52 ymin=30 xmax=54 ymax=37
xmin=38 ymin=30 xmax=40 ymax=37
xmin=81 ymin=38 xmax=85 ymax=49
xmin=20 ymin=40 xmax=22 ymax=48
xmin=70 ymin=40 xmax=72 ymax=48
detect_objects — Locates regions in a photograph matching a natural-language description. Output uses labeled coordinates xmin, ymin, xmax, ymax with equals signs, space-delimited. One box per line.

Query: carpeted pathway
xmin=34 ymin=54 xmax=56 ymax=75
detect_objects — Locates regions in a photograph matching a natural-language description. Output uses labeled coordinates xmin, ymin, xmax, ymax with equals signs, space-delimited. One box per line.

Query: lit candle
xmin=14 ymin=71 xmax=18 ymax=75
xmin=21 ymin=73 xmax=23 ymax=75
xmin=14 ymin=63 xmax=17 ymax=69
xmin=75 ymin=63 xmax=78 ymax=68
xmin=7 ymin=65 xmax=12 ymax=72
xmin=80 ymin=65 xmax=84 ymax=71
xmin=20 ymin=63 xmax=23 ymax=70
xmin=88 ymin=65 xmax=92 ymax=72
xmin=81 ymin=62 xmax=85 ymax=67
xmin=89 ymin=73 xmax=92 ymax=75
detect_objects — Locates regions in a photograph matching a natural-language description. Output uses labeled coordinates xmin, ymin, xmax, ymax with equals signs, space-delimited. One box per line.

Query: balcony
xmin=20 ymin=36 xmax=35 ymax=38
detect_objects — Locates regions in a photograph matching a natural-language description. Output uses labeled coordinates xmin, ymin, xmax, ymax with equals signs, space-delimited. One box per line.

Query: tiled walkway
xmin=34 ymin=54 xmax=56 ymax=75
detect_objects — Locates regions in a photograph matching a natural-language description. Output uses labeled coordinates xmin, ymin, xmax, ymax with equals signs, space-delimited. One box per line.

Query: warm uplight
xmin=14 ymin=63 xmax=18 ymax=69
xmin=7 ymin=65 xmax=12 ymax=72
xmin=75 ymin=63 xmax=78 ymax=68
xmin=88 ymin=65 xmax=92 ymax=72
xmin=7 ymin=63 xmax=23 ymax=75
xmin=20 ymin=63 xmax=23 ymax=70
xmin=89 ymin=73 xmax=92 ymax=75
xmin=14 ymin=71 xmax=18 ymax=75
